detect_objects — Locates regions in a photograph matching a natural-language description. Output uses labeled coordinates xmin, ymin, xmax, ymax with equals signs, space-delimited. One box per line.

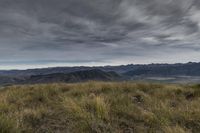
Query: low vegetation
xmin=0 ymin=81 xmax=200 ymax=132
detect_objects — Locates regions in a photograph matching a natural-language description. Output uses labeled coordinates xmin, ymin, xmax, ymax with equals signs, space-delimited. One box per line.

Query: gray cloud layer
xmin=0 ymin=0 xmax=200 ymax=69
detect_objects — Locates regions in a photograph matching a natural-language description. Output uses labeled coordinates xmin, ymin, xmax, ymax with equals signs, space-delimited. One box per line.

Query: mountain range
xmin=1 ymin=62 xmax=200 ymax=85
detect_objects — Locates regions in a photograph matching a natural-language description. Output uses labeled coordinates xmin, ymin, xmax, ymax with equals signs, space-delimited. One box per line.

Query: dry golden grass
xmin=0 ymin=81 xmax=199 ymax=132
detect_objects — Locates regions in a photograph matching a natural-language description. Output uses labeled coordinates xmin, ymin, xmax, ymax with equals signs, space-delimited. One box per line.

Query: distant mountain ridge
xmin=1 ymin=62 xmax=200 ymax=85
xmin=0 ymin=69 xmax=121 ymax=85
xmin=124 ymin=62 xmax=200 ymax=77
xmin=22 ymin=69 xmax=121 ymax=84
xmin=0 ymin=62 xmax=200 ymax=76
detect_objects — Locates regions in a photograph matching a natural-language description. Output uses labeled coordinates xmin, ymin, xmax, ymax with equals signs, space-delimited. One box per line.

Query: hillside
xmin=0 ymin=62 xmax=200 ymax=77
xmin=0 ymin=62 xmax=200 ymax=85
xmin=0 ymin=69 xmax=121 ymax=85
xmin=124 ymin=62 xmax=200 ymax=77
xmin=23 ymin=69 xmax=121 ymax=84
xmin=0 ymin=82 xmax=200 ymax=133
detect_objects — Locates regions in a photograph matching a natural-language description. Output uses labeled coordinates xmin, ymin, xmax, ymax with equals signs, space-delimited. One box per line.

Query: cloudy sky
xmin=1 ymin=0 xmax=200 ymax=69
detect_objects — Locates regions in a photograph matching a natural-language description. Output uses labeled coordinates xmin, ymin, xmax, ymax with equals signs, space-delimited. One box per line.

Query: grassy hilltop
xmin=0 ymin=82 xmax=200 ymax=133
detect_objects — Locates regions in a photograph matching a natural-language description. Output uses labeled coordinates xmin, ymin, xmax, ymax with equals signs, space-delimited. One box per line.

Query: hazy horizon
xmin=1 ymin=0 xmax=200 ymax=69
xmin=0 ymin=61 xmax=198 ymax=70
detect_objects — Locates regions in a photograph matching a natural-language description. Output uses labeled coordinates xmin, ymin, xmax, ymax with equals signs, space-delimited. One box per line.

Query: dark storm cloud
xmin=0 ymin=0 xmax=200 ymax=69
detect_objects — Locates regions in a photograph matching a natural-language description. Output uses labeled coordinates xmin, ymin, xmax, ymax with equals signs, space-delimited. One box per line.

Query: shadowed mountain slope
xmin=20 ymin=69 xmax=121 ymax=84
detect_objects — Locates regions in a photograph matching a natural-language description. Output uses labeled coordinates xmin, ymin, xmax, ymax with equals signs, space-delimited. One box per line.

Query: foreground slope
xmin=0 ymin=82 xmax=200 ymax=133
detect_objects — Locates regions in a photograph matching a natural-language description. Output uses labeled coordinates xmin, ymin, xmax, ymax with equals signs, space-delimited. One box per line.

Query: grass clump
xmin=0 ymin=114 xmax=19 ymax=133
xmin=92 ymin=96 xmax=109 ymax=120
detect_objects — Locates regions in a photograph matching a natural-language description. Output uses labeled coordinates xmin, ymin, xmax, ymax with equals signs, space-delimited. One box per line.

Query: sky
xmin=1 ymin=0 xmax=200 ymax=69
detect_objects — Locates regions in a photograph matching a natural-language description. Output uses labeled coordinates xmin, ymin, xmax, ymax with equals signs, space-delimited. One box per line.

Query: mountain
xmin=15 ymin=69 xmax=121 ymax=84
xmin=0 ymin=76 xmax=24 ymax=85
xmin=1 ymin=62 xmax=200 ymax=77
xmin=24 ymin=69 xmax=121 ymax=84
xmin=0 ymin=65 xmax=137 ymax=76
xmin=124 ymin=62 xmax=200 ymax=77
xmin=1 ymin=62 xmax=200 ymax=85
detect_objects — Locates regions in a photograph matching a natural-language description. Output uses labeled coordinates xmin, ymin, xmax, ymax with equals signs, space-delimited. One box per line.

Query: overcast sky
xmin=1 ymin=0 xmax=200 ymax=69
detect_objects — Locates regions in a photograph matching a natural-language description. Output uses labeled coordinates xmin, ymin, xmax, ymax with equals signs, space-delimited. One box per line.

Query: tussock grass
xmin=0 ymin=82 xmax=199 ymax=132
xmin=0 ymin=114 xmax=20 ymax=133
